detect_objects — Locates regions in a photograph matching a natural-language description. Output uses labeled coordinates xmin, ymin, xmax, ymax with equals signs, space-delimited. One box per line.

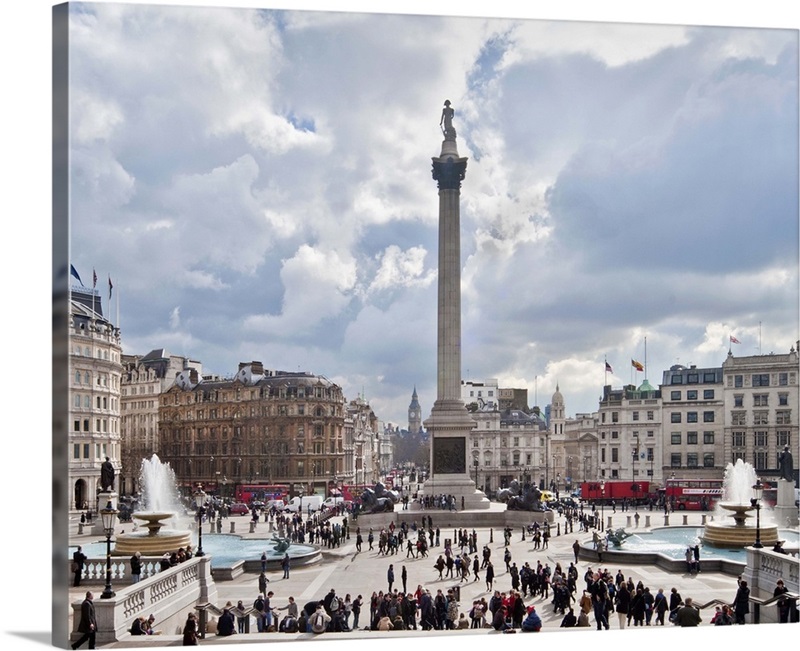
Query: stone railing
xmin=70 ymin=555 xmax=218 ymax=645
xmin=742 ymin=545 xmax=800 ymax=624
xmin=68 ymin=555 xmax=166 ymax=585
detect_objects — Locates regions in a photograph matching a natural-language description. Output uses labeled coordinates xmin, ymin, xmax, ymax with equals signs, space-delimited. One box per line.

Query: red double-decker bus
xmin=663 ymin=477 xmax=723 ymax=510
xmin=235 ymin=483 xmax=290 ymax=503
xmin=580 ymin=481 xmax=651 ymax=503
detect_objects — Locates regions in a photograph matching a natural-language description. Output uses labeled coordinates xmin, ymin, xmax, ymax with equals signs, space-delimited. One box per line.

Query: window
xmin=734 ymin=394 xmax=743 ymax=407
xmin=779 ymin=393 xmax=789 ymax=406
xmin=735 ymin=375 xmax=743 ymax=388
xmin=777 ymin=431 xmax=791 ymax=447
xmin=754 ymin=450 xmax=768 ymax=469
xmin=703 ymin=372 xmax=717 ymax=383
xmin=779 ymin=373 xmax=788 ymax=386
xmin=671 ymin=413 xmax=681 ymax=423
xmin=703 ymin=453 xmax=715 ymax=468
xmin=632 ymin=411 xmax=640 ymax=421
xmin=731 ymin=411 xmax=746 ymax=426
xmin=687 ymin=374 xmax=699 ymax=384
xmin=753 ymin=411 xmax=768 ymax=426
xmin=611 ymin=448 xmax=619 ymax=462
xmin=647 ymin=411 xmax=654 ymax=421
xmin=753 ymin=394 xmax=769 ymax=407
xmin=671 ymin=391 xmax=681 ymax=400
xmin=687 ymin=412 xmax=698 ymax=423
xmin=647 ymin=448 xmax=654 ymax=461
xmin=703 ymin=389 xmax=715 ymax=399
xmin=687 ymin=432 xmax=698 ymax=445
xmin=703 ymin=432 xmax=715 ymax=444
xmin=612 ymin=412 xmax=619 ymax=423
xmin=611 ymin=431 xmax=619 ymax=439
xmin=687 ymin=453 xmax=698 ymax=468
xmin=703 ymin=411 xmax=715 ymax=423
xmin=687 ymin=390 xmax=698 ymax=400
xmin=752 ymin=374 xmax=770 ymax=387
xmin=671 ymin=433 xmax=682 ymax=445
xmin=671 ymin=375 xmax=683 ymax=385
xmin=732 ymin=431 xmax=745 ymax=447
xmin=670 ymin=453 xmax=681 ymax=468
xmin=754 ymin=431 xmax=768 ymax=447
xmin=776 ymin=411 xmax=791 ymax=425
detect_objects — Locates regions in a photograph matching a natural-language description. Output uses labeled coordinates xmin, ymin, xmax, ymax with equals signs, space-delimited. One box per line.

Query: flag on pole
xmin=605 ymin=361 xmax=613 ymax=373
xmin=108 ymin=276 xmax=114 ymax=300
xmin=730 ymin=335 xmax=741 ymax=344
xmin=93 ymin=268 xmax=98 ymax=288
xmin=631 ymin=359 xmax=644 ymax=372
xmin=70 ymin=264 xmax=84 ymax=286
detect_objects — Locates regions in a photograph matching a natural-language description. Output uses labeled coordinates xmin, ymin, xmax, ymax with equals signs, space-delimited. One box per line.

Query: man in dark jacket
xmin=71 ymin=592 xmax=96 ymax=650
xmin=217 ymin=604 xmax=236 ymax=636
xmin=72 ymin=546 xmax=87 ymax=587
xmin=674 ymin=597 xmax=701 ymax=627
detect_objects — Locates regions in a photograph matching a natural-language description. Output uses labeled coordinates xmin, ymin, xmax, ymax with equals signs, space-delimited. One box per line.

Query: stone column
xmin=422 ymin=104 xmax=489 ymax=509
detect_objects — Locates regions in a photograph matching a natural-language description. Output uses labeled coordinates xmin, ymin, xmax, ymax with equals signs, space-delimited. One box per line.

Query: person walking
xmin=734 ymin=580 xmax=750 ymax=624
xmin=572 ymin=539 xmax=580 ymax=564
xmin=71 ymin=591 xmax=96 ymax=650
xmin=401 ymin=565 xmax=408 ymax=595
xmin=485 ymin=560 xmax=494 ymax=592
xmin=387 ymin=564 xmax=395 ymax=593
xmin=281 ymin=553 xmax=291 ymax=579
xmin=72 ymin=546 xmax=87 ymax=588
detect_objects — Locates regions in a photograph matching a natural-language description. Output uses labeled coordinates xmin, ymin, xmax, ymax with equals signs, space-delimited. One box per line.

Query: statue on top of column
xmin=440 ymin=99 xmax=456 ymax=140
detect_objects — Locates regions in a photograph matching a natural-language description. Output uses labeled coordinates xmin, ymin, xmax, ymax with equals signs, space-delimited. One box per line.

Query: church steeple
xmin=408 ymin=386 xmax=422 ymax=434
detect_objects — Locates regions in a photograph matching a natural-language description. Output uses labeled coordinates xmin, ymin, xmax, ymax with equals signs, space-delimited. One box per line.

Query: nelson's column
xmin=422 ymin=100 xmax=490 ymax=509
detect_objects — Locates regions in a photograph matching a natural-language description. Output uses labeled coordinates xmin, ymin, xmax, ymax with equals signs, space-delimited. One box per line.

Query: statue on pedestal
xmin=778 ymin=445 xmax=794 ymax=481
xmin=440 ymin=99 xmax=456 ymax=139
xmin=100 ymin=457 xmax=115 ymax=492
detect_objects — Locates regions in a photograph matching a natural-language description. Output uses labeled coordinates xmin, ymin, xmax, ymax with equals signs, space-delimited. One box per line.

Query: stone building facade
xmin=157 ymin=362 xmax=347 ymax=497
xmin=68 ymin=286 xmax=122 ymax=511
xmin=120 ymin=349 xmax=202 ymax=495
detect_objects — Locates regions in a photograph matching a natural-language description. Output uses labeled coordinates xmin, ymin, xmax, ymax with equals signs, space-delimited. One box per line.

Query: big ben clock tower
xmin=408 ymin=387 xmax=422 ymax=434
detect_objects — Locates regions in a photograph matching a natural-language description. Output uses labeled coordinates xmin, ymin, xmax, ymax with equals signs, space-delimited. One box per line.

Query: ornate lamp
xmin=100 ymin=499 xmax=118 ymax=599
xmin=750 ymin=479 xmax=764 ymax=548
xmin=194 ymin=485 xmax=206 ymax=557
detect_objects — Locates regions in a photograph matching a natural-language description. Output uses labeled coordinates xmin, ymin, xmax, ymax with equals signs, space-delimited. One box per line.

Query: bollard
xmin=663 ymin=515 xmax=670 ymax=526
xmin=230 ymin=521 xmax=236 ymax=534
xmin=701 ymin=515 xmax=707 ymax=525
xmin=269 ymin=520 xmax=274 ymax=532
xmin=521 ymin=528 xmax=526 ymax=541
xmin=490 ymin=528 xmax=494 ymax=543
xmin=557 ymin=523 xmax=561 ymax=536
xmin=208 ymin=521 xmax=215 ymax=535
xmin=645 ymin=515 xmax=651 ymax=528
xmin=249 ymin=521 xmax=256 ymax=533
xmin=78 ymin=523 xmax=85 ymax=535
xmin=682 ymin=514 xmax=688 ymax=526
xmin=626 ymin=516 xmax=632 ymax=527
xmin=607 ymin=516 xmax=613 ymax=530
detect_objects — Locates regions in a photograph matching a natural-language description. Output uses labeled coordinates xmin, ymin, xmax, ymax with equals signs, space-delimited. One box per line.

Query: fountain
xmin=113 ymin=455 xmax=193 ymax=556
xmin=702 ymin=458 xmax=779 ymax=547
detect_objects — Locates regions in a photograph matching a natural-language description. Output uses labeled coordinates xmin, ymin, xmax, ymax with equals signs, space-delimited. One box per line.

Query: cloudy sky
xmin=64 ymin=1 xmax=798 ymax=428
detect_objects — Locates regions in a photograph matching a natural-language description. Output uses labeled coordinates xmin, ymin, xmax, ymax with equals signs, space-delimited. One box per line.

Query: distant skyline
xmin=65 ymin=2 xmax=798 ymax=428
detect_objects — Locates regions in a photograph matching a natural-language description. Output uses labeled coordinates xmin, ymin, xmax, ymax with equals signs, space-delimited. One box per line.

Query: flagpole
xmin=644 ymin=336 xmax=647 ymax=381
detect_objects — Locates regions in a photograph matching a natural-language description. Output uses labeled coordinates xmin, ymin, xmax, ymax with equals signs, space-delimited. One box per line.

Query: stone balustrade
xmin=70 ymin=555 xmax=217 ymax=645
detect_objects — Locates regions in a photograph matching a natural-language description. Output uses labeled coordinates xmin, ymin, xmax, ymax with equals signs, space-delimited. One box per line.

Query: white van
xmin=323 ymin=496 xmax=344 ymax=509
xmin=285 ymin=495 xmax=323 ymax=513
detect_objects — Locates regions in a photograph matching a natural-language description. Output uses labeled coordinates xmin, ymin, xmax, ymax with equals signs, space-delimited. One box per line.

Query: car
xmin=229 ymin=502 xmax=249 ymax=515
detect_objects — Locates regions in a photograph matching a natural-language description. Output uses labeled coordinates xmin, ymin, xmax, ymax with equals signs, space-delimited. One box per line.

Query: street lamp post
xmin=750 ymin=479 xmax=764 ymax=548
xmin=600 ymin=480 xmax=606 ymax=531
xmin=474 ymin=458 xmax=479 ymax=489
xmin=100 ymin=499 xmax=118 ymax=599
xmin=194 ymin=485 xmax=206 ymax=557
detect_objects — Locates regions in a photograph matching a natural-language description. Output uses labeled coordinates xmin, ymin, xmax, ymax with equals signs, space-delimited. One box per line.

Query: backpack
xmin=330 ymin=596 xmax=340 ymax=612
xmin=311 ymin=612 xmax=327 ymax=633
xmin=281 ymin=617 xmax=297 ymax=633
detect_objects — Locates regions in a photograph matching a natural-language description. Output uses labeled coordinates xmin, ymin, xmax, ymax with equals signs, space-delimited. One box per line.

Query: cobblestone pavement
xmin=64 ymin=504 xmax=784 ymax=645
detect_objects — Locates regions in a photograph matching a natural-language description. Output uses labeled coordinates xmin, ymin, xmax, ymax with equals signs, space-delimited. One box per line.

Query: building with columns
xmin=722 ymin=344 xmax=799 ymax=483
xmin=68 ymin=285 xmax=123 ymax=511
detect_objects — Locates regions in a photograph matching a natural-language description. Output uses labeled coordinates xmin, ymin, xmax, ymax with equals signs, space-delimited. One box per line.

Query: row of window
xmin=603 ymin=411 xmax=655 ymax=423
xmin=72 ymin=418 xmax=117 ymax=433
xmin=730 ymin=372 xmax=793 ymax=388
xmin=670 ymin=389 xmax=716 ymax=400
xmin=733 ymin=393 xmax=790 ymax=407
xmin=670 ymin=453 xmax=716 ymax=468
xmin=73 ymin=371 xmax=116 ymax=388
xmin=731 ymin=431 xmax=791 ymax=447
xmin=600 ymin=448 xmax=654 ymax=463
xmin=671 ymin=432 xmax=716 ymax=444
xmin=72 ymin=345 xmax=117 ymax=362
xmin=670 ymin=372 xmax=719 ymax=385
xmin=731 ymin=410 xmax=792 ymax=425
xmin=669 ymin=411 xmax=715 ymax=423
xmin=72 ymin=394 xmax=118 ymax=411
xmin=71 ymin=442 xmax=112 ymax=460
